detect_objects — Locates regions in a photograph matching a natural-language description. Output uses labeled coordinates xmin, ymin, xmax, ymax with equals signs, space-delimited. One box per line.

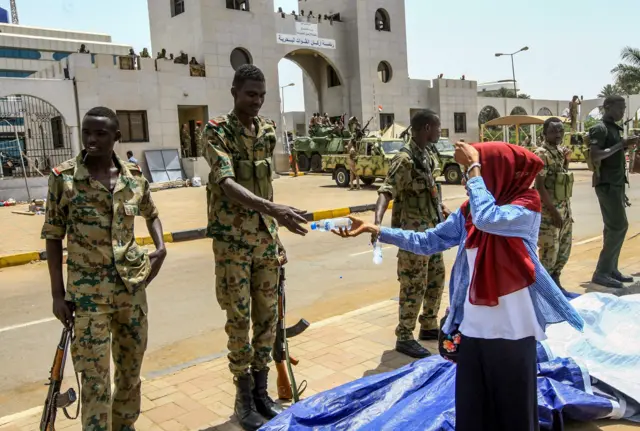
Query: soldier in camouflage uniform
xmin=181 ymin=123 xmax=191 ymax=157
xmin=195 ymin=121 xmax=205 ymax=157
xmin=204 ymin=65 xmax=307 ymax=431
xmin=42 ymin=107 xmax=167 ymax=431
xmin=374 ymin=109 xmax=447 ymax=359
xmin=348 ymin=141 xmax=361 ymax=190
xmin=534 ymin=117 xmax=574 ymax=294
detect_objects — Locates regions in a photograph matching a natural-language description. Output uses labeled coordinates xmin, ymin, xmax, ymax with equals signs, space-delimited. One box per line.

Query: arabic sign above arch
xmin=276 ymin=33 xmax=336 ymax=50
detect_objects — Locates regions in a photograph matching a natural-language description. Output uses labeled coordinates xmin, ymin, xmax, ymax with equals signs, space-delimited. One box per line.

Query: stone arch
xmin=0 ymin=94 xmax=73 ymax=177
xmin=375 ymin=8 xmax=390 ymax=31
xmin=537 ymin=107 xmax=553 ymax=116
xmin=282 ymin=48 xmax=346 ymax=115
xmin=510 ymin=106 xmax=527 ymax=115
xmin=478 ymin=105 xmax=500 ymax=125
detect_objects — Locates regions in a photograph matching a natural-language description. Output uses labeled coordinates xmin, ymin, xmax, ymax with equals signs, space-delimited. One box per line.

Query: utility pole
xmin=10 ymin=0 xmax=19 ymax=24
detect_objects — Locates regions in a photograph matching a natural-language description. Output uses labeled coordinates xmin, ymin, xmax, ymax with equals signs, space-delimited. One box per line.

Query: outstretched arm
xmin=332 ymin=211 xmax=464 ymax=256
xmin=378 ymin=209 xmax=464 ymax=255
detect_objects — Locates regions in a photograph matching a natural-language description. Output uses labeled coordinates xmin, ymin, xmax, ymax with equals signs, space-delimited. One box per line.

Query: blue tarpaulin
xmin=262 ymin=293 xmax=639 ymax=430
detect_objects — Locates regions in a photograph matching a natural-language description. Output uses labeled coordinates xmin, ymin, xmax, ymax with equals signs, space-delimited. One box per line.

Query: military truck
xmin=293 ymin=117 xmax=374 ymax=172
xmin=322 ymin=138 xmax=442 ymax=188
xmin=293 ymin=126 xmax=352 ymax=172
xmin=433 ymin=138 xmax=464 ymax=184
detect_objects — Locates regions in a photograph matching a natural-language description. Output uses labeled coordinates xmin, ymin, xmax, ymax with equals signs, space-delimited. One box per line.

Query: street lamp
xmin=494 ymin=46 xmax=529 ymax=97
xmin=280 ymin=83 xmax=295 ymax=152
xmin=0 ymin=118 xmax=30 ymax=200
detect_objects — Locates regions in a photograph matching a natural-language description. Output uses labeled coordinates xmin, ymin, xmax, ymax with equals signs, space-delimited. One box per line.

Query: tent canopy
xmin=378 ymin=123 xmax=408 ymax=139
xmin=484 ymin=115 xmax=570 ymax=127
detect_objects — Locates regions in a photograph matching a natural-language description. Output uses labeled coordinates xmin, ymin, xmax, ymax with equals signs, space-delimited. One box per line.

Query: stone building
xmin=0 ymin=0 xmax=638 ymax=200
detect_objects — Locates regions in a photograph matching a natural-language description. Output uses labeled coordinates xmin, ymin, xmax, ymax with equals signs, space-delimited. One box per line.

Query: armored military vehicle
xmin=322 ymin=138 xmax=442 ymax=188
xmin=293 ymin=126 xmax=353 ymax=172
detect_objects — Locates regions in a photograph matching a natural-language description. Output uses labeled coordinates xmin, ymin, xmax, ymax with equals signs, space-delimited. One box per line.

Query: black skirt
xmin=455 ymin=335 xmax=539 ymax=431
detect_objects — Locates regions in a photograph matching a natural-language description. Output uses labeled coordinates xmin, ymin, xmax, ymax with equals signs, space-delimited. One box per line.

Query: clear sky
xmin=8 ymin=0 xmax=638 ymax=112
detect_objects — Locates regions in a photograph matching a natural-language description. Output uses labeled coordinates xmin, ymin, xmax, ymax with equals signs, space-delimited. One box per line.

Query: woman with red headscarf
xmin=333 ymin=142 xmax=584 ymax=431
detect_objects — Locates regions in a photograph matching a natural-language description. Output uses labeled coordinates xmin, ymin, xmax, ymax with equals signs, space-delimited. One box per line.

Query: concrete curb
xmin=0 ymin=203 xmax=391 ymax=269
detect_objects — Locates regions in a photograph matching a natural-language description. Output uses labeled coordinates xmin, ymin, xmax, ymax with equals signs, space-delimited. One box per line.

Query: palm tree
xmin=612 ymin=47 xmax=640 ymax=95
xmin=598 ymin=84 xmax=620 ymax=98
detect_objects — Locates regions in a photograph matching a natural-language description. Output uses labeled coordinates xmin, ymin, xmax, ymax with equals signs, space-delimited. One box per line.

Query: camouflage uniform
xmin=534 ymin=142 xmax=574 ymax=277
xmin=181 ymin=126 xmax=192 ymax=157
xmin=204 ymin=111 xmax=284 ymax=377
xmin=195 ymin=125 xmax=205 ymax=157
xmin=378 ymin=140 xmax=445 ymax=341
xmin=41 ymin=153 xmax=157 ymax=431
xmin=348 ymin=144 xmax=360 ymax=189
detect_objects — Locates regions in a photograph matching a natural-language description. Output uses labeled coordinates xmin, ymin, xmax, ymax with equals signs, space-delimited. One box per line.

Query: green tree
xmin=612 ymin=47 xmax=640 ymax=95
xmin=598 ymin=84 xmax=621 ymax=98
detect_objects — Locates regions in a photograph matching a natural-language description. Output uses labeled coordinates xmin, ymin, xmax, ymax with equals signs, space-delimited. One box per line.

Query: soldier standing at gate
xmin=203 ymin=64 xmax=308 ymax=431
xmin=42 ymin=107 xmax=167 ymax=431
xmin=373 ymin=109 xmax=448 ymax=358
xmin=535 ymin=117 xmax=576 ymax=296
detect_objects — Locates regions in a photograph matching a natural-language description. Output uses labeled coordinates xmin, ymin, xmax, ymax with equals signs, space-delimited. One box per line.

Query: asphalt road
xmin=1 ymin=169 xmax=639 ymax=417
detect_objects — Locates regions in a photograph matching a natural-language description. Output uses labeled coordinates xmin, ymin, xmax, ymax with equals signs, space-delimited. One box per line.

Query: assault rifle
xmin=399 ymin=146 xmax=445 ymax=223
xmin=273 ymin=267 xmax=309 ymax=402
xmin=40 ymin=327 xmax=80 ymax=431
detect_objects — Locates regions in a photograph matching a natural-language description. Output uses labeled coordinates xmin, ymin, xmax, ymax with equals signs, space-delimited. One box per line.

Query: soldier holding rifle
xmin=42 ymin=106 xmax=167 ymax=431
xmin=373 ymin=109 xmax=449 ymax=359
xmin=588 ymin=95 xmax=639 ymax=289
xmin=203 ymin=64 xmax=307 ymax=431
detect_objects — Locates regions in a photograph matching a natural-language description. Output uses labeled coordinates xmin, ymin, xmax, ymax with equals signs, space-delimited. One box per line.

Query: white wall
xmin=0 ymin=23 xmax=112 ymax=43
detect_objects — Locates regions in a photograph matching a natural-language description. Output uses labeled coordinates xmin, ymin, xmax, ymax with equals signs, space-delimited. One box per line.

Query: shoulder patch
xmin=125 ymin=162 xmax=142 ymax=175
xmin=51 ymin=158 xmax=76 ymax=176
xmin=206 ymin=116 xmax=228 ymax=130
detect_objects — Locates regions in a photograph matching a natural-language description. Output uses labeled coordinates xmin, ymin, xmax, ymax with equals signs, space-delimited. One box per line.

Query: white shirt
xmin=459 ymin=248 xmax=547 ymax=341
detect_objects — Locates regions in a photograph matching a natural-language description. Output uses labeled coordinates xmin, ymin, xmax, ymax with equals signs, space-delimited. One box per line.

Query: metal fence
xmin=0 ymin=95 xmax=72 ymax=178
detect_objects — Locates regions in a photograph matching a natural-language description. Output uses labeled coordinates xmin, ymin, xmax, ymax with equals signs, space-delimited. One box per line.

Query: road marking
xmin=443 ymin=194 xmax=468 ymax=201
xmin=350 ymin=246 xmax=395 ymax=257
xmin=574 ymin=235 xmax=602 ymax=246
xmin=0 ymin=317 xmax=56 ymax=334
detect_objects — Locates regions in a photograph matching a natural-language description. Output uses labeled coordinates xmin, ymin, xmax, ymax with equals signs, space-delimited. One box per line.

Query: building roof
xmin=484 ymin=115 xmax=569 ymax=127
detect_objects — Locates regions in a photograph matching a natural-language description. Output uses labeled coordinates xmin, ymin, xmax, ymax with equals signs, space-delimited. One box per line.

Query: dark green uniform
xmin=589 ymin=119 xmax=628 ymax=276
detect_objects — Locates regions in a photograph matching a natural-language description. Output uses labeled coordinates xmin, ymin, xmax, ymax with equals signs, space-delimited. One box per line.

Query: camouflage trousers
xmin=349 ymin=159 xmax=360 ymax=187
xmin=71 ymin=279 xmax=148 ymax=431
xmin=213 ymin=232 xmax=281 ymax=376
xmin=539 ymin=203 xmax=573 ymax=276
xmin=396 ymin=250 xmax=445 ymax=341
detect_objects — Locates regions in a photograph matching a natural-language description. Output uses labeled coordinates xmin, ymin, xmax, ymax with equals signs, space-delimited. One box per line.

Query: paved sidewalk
xmin=1 ymin=235 xmax=639 ymax=431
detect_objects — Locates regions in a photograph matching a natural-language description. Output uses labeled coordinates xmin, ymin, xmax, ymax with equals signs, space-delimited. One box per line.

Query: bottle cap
xmin=310 ymin=222 xmax=318 ymax=230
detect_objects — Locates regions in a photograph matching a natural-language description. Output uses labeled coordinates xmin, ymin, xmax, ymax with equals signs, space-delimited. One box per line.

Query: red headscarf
xmin=460 ymin=142 xmax=544 ymax=306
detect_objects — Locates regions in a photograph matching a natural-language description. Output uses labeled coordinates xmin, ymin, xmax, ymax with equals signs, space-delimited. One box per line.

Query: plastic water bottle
xmin=372 ymin=241 xmax=383 ymax=265
xmin=310 ymin=217 xmax=352 ymax=232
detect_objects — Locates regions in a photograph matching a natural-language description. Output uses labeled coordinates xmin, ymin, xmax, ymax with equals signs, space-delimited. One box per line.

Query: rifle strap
xmin=63 ymin=370 xmax=80 ymax=420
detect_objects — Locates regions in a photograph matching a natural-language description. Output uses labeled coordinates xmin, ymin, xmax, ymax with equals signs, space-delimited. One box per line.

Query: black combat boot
xmin=395 ymin=340 xmax=431 ymax=359
xmin=234 ymin=374 xmax=266 ymax=431
xmin=418 ymin=329 xmax=439 ymax=341
xmin=252 ymin=368 xmax=284 ymax=419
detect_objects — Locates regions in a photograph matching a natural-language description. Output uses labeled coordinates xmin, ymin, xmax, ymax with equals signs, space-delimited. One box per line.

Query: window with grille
xmin=117 ymin=111 xmax=149 ymax=143
xmin=171 ymin=0 xmax=185 ymax=17
xmin=454 ymin=113 xmax=467 ymax=133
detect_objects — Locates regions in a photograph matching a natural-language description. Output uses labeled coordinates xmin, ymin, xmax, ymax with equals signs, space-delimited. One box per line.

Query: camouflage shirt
xmin=41 ymin=152 xmax=158 ymax=302
xmin=378 ymin=139 xmax=440 ymax=232
xmin=204 ymin=111 xmax=278 ymax=242
xmin=534 ymin=142 xmax=571 ymax=211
